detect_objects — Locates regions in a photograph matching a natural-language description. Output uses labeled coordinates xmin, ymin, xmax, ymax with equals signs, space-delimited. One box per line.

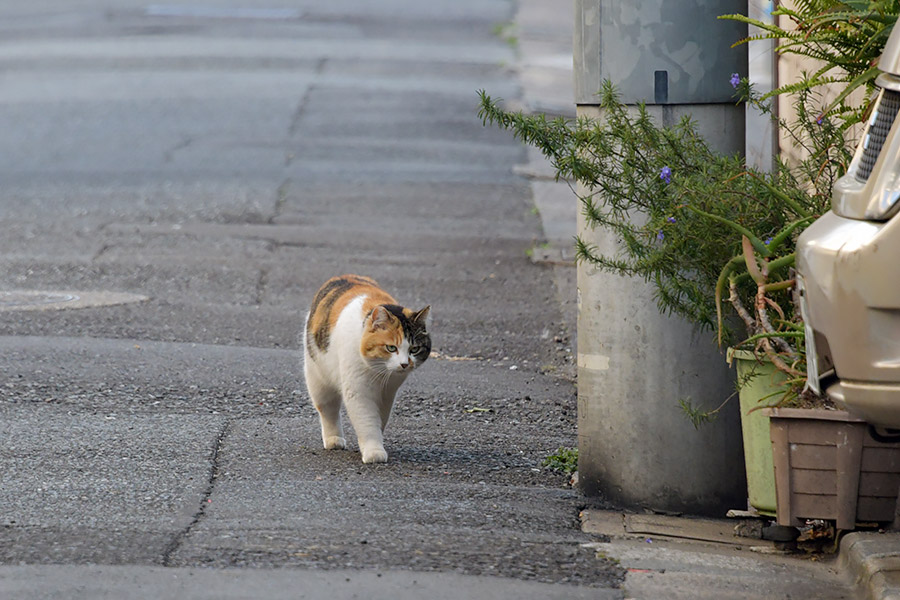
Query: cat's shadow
xmin=303 ymin=443 xmax=526 ymax=475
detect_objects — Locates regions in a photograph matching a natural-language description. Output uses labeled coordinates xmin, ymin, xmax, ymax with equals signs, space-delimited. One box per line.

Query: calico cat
xmin=303 ymin=274 xmax=431 ymax=463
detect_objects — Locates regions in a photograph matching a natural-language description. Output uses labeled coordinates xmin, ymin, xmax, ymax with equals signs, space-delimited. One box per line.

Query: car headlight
xmin=834 ymin=77 xmax=900 ymax=220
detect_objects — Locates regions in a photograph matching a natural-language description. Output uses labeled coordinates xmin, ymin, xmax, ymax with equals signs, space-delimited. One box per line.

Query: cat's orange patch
xmin=307 ymin=274 xmax=396 ymax=352
xmin=361 ymin=316 xmax=404 ymax=359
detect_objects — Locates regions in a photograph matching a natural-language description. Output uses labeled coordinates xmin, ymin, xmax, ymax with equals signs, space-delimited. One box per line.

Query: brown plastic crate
xmin=765 ymin=408 xmax=900 ymax=530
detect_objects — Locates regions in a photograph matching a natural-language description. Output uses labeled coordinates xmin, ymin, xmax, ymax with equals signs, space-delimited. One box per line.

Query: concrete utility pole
xmin=574 ymin=1 xmax=749 ymax=515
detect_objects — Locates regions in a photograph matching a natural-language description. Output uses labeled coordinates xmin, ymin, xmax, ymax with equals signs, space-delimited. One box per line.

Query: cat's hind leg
xmin=304 ymin=359 xmax=346 ymax=450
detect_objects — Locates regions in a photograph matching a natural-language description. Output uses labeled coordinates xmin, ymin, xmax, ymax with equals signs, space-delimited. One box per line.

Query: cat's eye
xmin=385 ymin=345 xmax=398 ymax=353
xmin=410 ymin=346 xmax=421 ymax=354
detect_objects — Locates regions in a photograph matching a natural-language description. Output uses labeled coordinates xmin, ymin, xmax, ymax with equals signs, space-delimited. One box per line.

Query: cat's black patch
xmin=382 ymin=304 xmax=407 ymax=323
xmin=382 ymin=304 xmax=431 ymax=363
xmin=308 ymin=276 xmax=362 ymax=352
xmin=411 ymin=331 xmax=431 ymax=363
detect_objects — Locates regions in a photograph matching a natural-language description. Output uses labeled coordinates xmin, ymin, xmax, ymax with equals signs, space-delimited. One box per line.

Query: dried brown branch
xmin=756 ymin=284 xmax=798 ymax=359
xmin=728 ymin=280 xmax=757 ymax=335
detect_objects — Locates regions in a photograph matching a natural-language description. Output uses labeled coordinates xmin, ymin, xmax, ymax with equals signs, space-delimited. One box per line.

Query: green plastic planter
xmin=729 ymin=348 xmax=788 ymax=516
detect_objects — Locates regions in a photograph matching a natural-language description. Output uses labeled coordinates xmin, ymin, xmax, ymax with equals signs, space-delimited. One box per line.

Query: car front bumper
xmin=797 ymin=210 xmax=900 ymax=427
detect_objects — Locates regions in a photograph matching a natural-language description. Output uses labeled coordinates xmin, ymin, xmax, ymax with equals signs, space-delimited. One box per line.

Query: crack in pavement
xmin=287 ymin=85 xmax=315 ymax=141
xmin=254 ymin=267 xmax=270 ymax=306
xmin=161 ymin=419 xmax=231 ymax=567
xmin=271 ymin=179 xmax=291 ymax=224
xmin=164 ymin=136 xmax=193 ymax=163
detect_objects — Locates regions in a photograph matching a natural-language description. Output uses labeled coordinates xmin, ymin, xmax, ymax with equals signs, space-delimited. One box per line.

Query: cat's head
xmin=361 ymin=304 xmax=431 ymax=374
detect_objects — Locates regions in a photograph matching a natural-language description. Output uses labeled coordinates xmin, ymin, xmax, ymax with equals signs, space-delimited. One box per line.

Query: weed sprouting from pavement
xmin=542 ymin=447 xmax=578 ymax=474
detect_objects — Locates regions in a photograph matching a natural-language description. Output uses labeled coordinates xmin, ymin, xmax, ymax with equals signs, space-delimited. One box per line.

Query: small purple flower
xmin=764 ymin=237 xmax=773 ymax=245
xmin=657 ymin=230 xmax=665 ymax=241
xmin=667 ymin=216 xmax=676 ymax=223
xmin=816 ymin=115 xmax=824 ymax=125
xmin=730 ymin=73 xmax=741 ymax=89
xmin=659 ymin=166 xmax=672 ymax=184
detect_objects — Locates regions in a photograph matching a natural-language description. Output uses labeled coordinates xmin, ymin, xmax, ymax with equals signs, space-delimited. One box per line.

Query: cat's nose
xmin=399 ymin=361 xmax=410 ymax=370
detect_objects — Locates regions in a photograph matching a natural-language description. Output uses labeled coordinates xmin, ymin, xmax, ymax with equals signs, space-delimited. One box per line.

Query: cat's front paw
xmin=361 ymin=446 xmax=388 ymax=464
xmin=323 ymin=436 xmax=347 ymax=450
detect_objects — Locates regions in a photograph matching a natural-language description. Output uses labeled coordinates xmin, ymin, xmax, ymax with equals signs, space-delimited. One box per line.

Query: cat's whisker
xmin=367 ymin=366 xmax=387 ymax=384
xmin=366 ymin=365 xmax=392 ymax=390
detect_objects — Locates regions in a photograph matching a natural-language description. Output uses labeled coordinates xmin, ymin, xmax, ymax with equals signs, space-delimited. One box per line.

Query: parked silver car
xmin=797 ymin=26 xmax=900 ymax=429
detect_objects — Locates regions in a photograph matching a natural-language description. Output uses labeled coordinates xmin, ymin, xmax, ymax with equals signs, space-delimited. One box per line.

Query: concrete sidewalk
xmin=583 ymin=507 xmax=900 ymax=599
xmin=583 ymin=509 xmax=850 ymax=599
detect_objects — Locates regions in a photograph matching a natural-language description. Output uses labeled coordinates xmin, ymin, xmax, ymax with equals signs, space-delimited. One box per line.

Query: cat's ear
xmin=412 ymin=305 xmax=431 ymax=327
xmin=369 ymin=306 xmax=395 ymax=331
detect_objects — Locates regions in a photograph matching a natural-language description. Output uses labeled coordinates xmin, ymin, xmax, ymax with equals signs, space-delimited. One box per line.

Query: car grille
xmin=857 ymin=88 xmax=900 ymax=182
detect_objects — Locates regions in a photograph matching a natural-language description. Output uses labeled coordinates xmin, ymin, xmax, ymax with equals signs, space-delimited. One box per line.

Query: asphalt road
xmin=0 ymin=0 xmax=622 ymax=595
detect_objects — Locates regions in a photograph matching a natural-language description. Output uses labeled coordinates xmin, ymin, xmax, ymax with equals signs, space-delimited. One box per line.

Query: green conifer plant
xmin=478 ymin=79 xmax=851 ymax=406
